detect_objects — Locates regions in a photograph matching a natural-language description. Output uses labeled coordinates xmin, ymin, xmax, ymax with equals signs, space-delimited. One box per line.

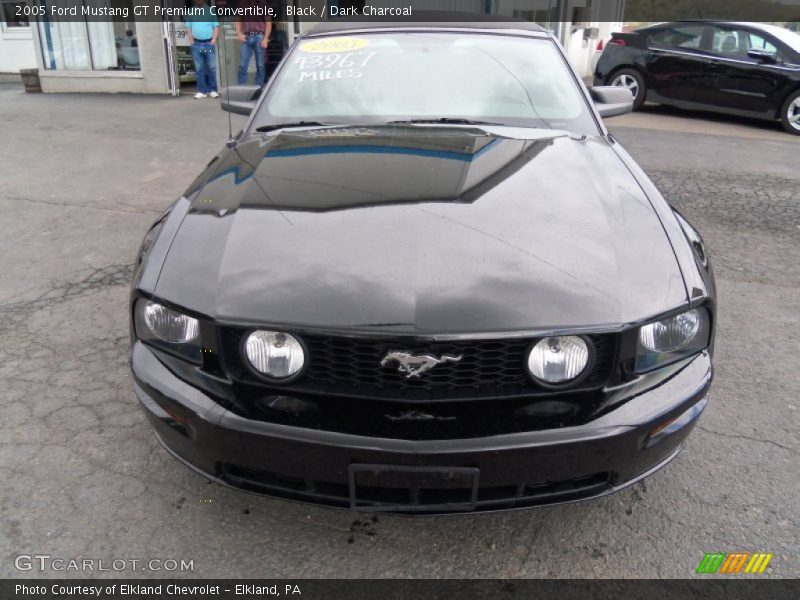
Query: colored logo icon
xmin=696 ymin=552 xmax=773 ymax=574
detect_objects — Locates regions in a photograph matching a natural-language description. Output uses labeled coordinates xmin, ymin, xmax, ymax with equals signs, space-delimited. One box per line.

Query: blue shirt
xmin=186 ymin=6 xmax=219 ymax=41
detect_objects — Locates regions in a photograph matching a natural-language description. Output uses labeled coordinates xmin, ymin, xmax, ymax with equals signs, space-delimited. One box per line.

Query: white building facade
xmin=0 ymin=1 xmax=37 ymax=74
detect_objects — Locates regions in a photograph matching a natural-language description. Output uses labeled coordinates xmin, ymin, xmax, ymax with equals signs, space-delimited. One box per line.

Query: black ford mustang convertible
xmin=131 ymin=20 xmax=716 ymax=513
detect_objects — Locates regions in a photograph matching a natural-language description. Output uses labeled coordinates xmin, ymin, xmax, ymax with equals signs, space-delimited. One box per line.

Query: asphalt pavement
xmin=0 ymin=85 xmax=798 ymax=578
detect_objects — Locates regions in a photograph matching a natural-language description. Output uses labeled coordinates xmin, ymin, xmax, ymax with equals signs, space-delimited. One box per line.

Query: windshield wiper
xmin=255 ymin=121 xmax=330 ymax=133
xmin=388 ymin=118 xmax=503 ymax=126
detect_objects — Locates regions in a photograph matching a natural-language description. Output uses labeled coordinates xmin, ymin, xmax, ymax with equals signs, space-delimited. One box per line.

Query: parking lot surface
xmin=1 ymin=85 xmax=798 ymax=578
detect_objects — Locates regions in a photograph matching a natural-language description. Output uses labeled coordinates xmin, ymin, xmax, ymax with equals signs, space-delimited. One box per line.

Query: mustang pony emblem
xmin=380 ymin=351 xmax=463 ymax=379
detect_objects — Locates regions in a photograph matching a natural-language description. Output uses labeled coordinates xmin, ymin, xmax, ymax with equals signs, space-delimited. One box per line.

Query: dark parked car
xmin=594 ymin=21 xmax=800 ymax=134
xmin=131 ymin=20 xmax=715 ymax=514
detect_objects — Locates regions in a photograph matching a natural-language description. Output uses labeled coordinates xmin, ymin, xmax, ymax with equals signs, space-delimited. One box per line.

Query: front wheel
xmin=609 ymin=68 xmax=646 ymax=110
xmin=780 ymin=90 xmax=800 ymax=135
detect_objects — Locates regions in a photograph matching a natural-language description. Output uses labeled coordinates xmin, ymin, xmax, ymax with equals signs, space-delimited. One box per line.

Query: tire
xmin=779 ymin=90 xmax=800 ymax=135
xmin=609 ymin=68 xmax=647 ymax=111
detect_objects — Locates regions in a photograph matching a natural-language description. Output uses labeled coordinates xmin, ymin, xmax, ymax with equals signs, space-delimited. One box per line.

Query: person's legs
xmin=191 ymin=43 xmax=208 ymax=94
xmin=237 ymin=36 xmax=254 ymax=85
xmin=254 ymin=34 xmax=265 ymax=87
xmin=205 ymin=44 xmax=218 ymax=93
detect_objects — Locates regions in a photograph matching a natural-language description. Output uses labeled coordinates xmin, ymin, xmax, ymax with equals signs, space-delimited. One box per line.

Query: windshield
xmin=253 ymin=32 xmax=599 ymax=136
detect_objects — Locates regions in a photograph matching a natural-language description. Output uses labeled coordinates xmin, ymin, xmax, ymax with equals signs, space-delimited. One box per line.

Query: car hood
xmin=155 ymin=126 xmax=687 ymax=333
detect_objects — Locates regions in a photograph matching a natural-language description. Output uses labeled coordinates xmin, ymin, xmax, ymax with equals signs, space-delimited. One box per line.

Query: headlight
xmin=636 ymin=308 xmax=710 ymax=372
xmin=134 ymin=299 xmax=202 ymax=364
xmin=245 ymin=331 xmax=305 ymax=380
xmin=527 ymin=336 xmax=591 ymax=385
xmin=639 ymin=310 xmax=700 ymax=352
xmin=143 ymin=301 xmax=199 ymax=343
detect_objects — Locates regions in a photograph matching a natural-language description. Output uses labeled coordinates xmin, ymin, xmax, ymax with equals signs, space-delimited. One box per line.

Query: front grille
xmin=220 ymin=329 xmax=616 ymax=402
xmin=219 ymin=463 xmax=612 ymax=513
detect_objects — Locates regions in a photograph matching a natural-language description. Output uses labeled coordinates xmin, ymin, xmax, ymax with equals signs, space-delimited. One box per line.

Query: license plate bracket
xmin=348 ymin=464 xmax=480 ymax=512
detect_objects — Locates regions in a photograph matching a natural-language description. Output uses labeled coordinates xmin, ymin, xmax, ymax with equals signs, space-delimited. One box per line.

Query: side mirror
xmin=220 ymin=85 xmax=261 ymax=116
xmin=590 ymin=86 xmax=634 ymax=118
xmin=747 ymin=48 xmax=777 ymax=63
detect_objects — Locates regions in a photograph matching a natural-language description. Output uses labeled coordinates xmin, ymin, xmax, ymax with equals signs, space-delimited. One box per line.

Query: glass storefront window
xmin=38 ymin=1 xmax=140 ymax=70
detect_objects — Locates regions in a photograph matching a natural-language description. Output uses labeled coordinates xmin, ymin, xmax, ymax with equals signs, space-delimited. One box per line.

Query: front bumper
xmin=132 ymin=341 xmax=712 ymax=514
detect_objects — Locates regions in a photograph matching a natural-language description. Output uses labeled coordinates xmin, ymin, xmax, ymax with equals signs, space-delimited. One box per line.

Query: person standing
xmin=186 ymin=0 xmax=220 ymax=99
xmin=235 ymin=0 xmax=272 ymax=88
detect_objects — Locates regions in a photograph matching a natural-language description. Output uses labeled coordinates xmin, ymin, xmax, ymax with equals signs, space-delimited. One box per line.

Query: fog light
xmin=245 ymin=331 xmax=305 ymax=380
xmin=527 ymin=336 xmax=590 ymax=385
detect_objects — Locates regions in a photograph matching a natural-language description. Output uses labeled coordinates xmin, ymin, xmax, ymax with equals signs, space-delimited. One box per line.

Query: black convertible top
xmin=308 ymin=13 xmax=547 ymax=36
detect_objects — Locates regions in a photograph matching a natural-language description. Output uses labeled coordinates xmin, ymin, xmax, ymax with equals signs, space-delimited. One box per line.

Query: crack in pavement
xmin=0 ymin=263 xmax=134 ymax=333
xmin=697 ymin=425 xmax=799 ymax=455
xmin=0 ymin=192 xmax=162 ymax=216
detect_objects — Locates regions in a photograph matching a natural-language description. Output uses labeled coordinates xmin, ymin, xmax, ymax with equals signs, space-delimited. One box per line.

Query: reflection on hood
xmin=189 ymin=126 xmax=564 ymax=213
xmin=157 ymin=125 xmax=688 ymax=332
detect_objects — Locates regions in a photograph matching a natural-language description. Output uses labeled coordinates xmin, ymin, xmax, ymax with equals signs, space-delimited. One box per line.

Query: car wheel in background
xmin=610 ymin=68 xmax=646 ymax=110
xmin=780 ymin=90 xmax=800 ymax=135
